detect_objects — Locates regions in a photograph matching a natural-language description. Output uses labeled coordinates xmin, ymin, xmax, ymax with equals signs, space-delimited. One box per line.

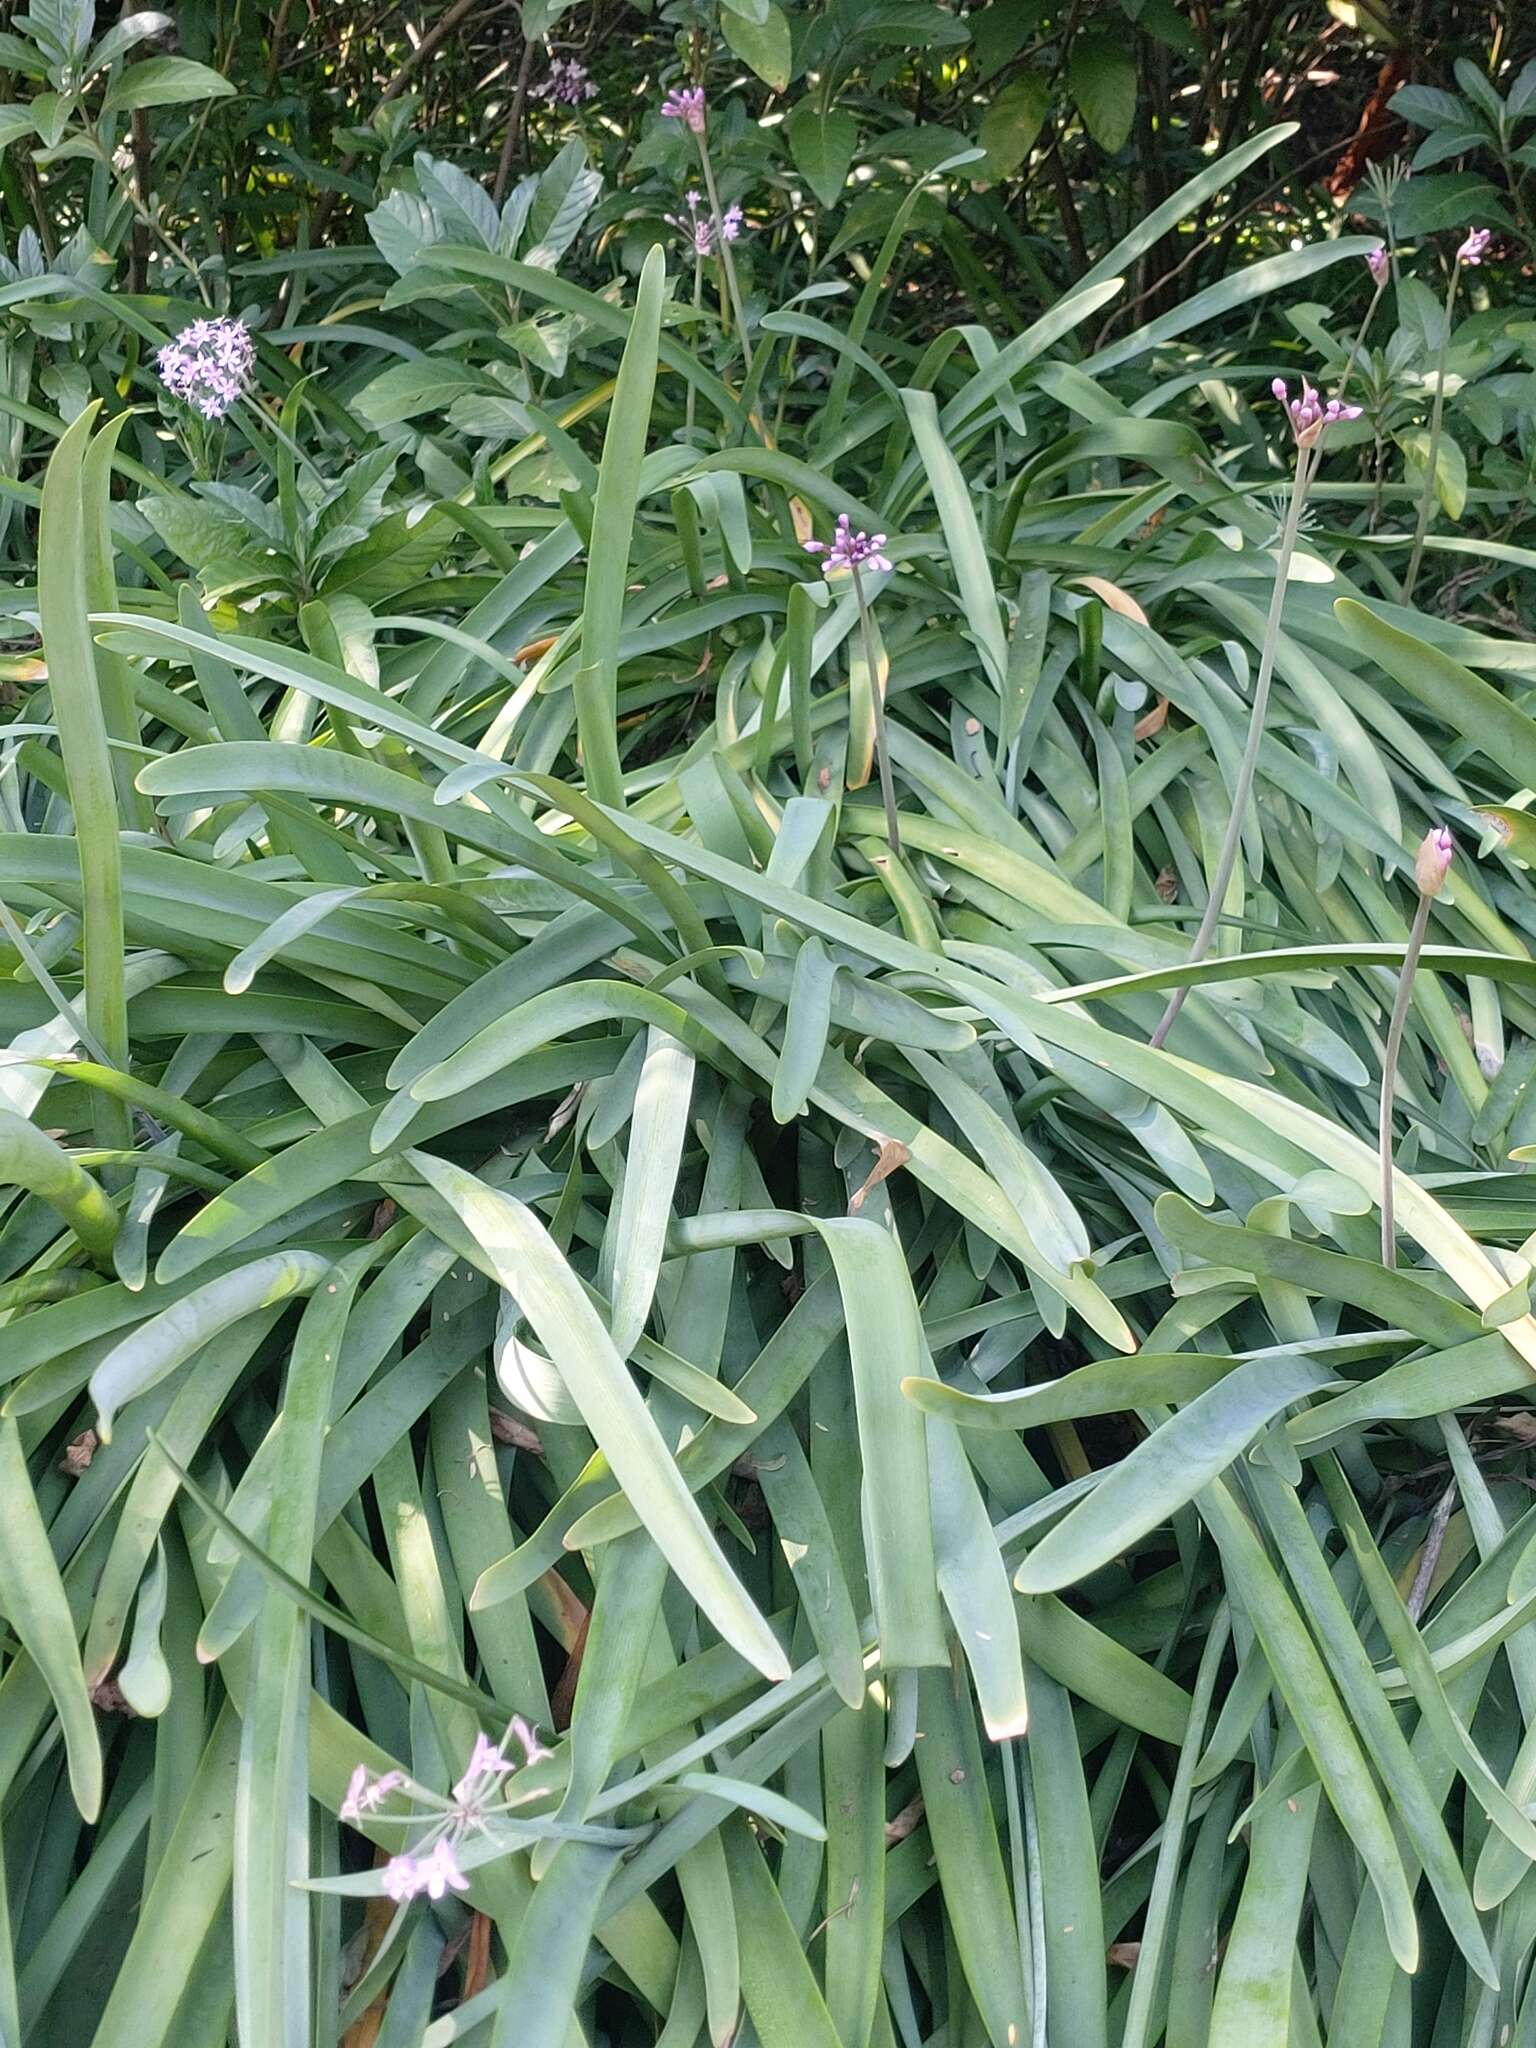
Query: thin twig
xmin=1096 ymin=139 xmax=1342 ymax=345
xmin=1043 ymin=121 xmax=1088 ymax=281
xmin=492 ymin=36 xmax=536 ymax=205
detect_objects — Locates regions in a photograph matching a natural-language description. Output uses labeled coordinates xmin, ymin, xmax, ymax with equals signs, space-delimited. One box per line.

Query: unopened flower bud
xmin=1457 ymin=226 xmax=1491 ymax=266
xmin=660 ymin=86 xmax=706 ymax=133
xmin=1414 ymin=826 xmax=1454 ymax=898
xmin=1273 ymin=375 xmax=1362 ymax=447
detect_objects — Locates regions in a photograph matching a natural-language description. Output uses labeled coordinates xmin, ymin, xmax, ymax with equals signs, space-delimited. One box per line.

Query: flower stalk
xmin=662 ymin=87 xmax=753 ymax=372
xmin=851 ymin=562 xmax=902 ymax=858
xmin=805 ymin=514 xmax=900 ymax=852
xmin=1337 ymin=244 xmax=1389 ymax=407
xmin=1378 ymin=828 xmax=1454 ymax=1268
xmin=1150 ymin=379 xmax=1361 ymax=1048
xmin=1402 ymin=228 xmax=1487 ymax=603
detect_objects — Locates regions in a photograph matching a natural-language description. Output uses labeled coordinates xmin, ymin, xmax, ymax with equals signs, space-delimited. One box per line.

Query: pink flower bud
xmin=1414 ymin=826 xmax=1454 ymax=898
xmin=1457 ymin=227 xmax=1491 ymax=266
xmin=661 ymin=86 xmax=706 ymax=133
xmin=1273 ymin=374 xmax=1359 ymax=447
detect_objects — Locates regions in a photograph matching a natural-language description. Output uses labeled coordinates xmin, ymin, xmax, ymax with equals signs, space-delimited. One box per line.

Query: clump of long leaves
xmin=5 ymin=104 xmax=1536 ymax=2048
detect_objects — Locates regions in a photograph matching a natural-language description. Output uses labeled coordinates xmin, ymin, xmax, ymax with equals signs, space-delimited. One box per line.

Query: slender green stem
xmin=694 ymin=132 xmax=753 ymax=375
xmin=1150 ymin=445 xmax=1316 ymax=1048
xmin=1402 ymin=254 xmax=1463 ymax=604
xmin=1378 ymin=890 xmax=1432 ymax=1269
xmin=851 ymin=564 xmax=901 ymax=858
xmin=1336 ymin=271 xmax=1387 ymax=407
xmin=1338 ymin=271 xmax=1386 ymax=531
xmin=686 ymin=248 xmax=702 ymax=438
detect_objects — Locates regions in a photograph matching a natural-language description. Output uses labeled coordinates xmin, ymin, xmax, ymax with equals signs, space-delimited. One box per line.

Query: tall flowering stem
xmin=662 ymin=88 xmax=753 ymax=373
xmin=851 ymin=563 xmax=901 ymax=857
xmin=665 ymin=190 xmax=743 ymax=433
xmin=1378 ymin=828 xmax=1454 ymax=1267
xmin=1150 ymin=379 xmax=1359 ymax=1048
xmin=806 ymin=515 xmax=900 ymax=853
xmin=1337 ymin=245 xmax=1390 ymax=407
xmin=1402 ymin=230 xmax=1487 ymax=603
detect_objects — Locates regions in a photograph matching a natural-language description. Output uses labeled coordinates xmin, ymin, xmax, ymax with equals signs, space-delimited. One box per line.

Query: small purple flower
xmin=661 ymin=86 xmax=706 ymax=133
xmin=1272 ymin=376 xmax=1362 ymax=449
xmin=511 ymin=1715 xmax=552 ymax=1766
xmin=155 ymin=315 xmax=255 ymax=421
xmin=804 ymin=512 xmax=893 ymax=576
xmin=539 ymin=57 xmax=596 ymax=105
xmin=382 ymin=1853 xmax=423 ymax=1903
xmin=421 ymin=1839 xmax=471 ymax=1899
xmin=1415 ymin=825 xmax=1454 ymax=898
xmin=1366 ymin=244 xmax=1388 ymax=283
xmin=1457 ymin=226 xmax=1491 ymax=266
xmin=339 ymin=1766 xmax=405 ymax=1824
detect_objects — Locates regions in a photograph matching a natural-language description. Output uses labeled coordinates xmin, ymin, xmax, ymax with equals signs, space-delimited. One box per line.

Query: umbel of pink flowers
xmin=661 ymin=84 xmax=707 ymax=133
xmin=1458 ymin=226 xmax=1491 ymax=265
xmin=1272 ymin=377 xmax=1362 ymax=449
xmin=804 ymin=512 xmax=892 ymax=574
xmin=667 ymin=187 xmax=743 ymax=256
xmin=339 ymin=1717 xmax=551 ymax=1906
xmin=156 ymin=315 xmax=255 ymax=421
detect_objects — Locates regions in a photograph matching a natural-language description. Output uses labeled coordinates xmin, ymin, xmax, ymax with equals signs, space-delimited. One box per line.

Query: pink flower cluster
xmin=1366 ymin=244 xmax=1388 ymax=283
xmin=539 ymin=58 xmax=596 ymax=105
xmin=804 ymin=513 xmax=893 ymax=575
xmin=661 ymin=86 xmax=706 ymax=133
xmin=1271 ymin=377 xmax=1362 ymax=449
xmin=155 ymin=315 xmax=255 ymax=421
xmin=666 ymin=188 xmax=743 ymax=256
xmin=339 ymin=1716 xmax=551 ymax=1908
xmin=383 ymin=1837 xmax=470 ymax=1903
